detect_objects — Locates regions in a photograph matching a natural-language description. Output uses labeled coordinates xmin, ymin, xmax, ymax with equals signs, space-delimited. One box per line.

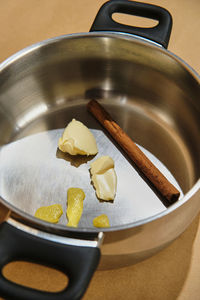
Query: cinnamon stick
xmin=87 ymin=100 xmax=180 ymax=204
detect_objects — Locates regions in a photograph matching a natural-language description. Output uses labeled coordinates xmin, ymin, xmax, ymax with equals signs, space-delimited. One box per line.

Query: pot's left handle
xmin=90 ymin=0 xmax=172 ymax=48
xmin=0 ymin=221 xmax=101 ymax=300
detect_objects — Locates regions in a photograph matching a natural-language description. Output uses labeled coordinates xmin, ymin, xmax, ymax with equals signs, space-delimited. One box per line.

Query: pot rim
xmin=1 ymin=31 xmax=200 ymax=81
xmin=0 ymin=31 xmax=199 ymax=234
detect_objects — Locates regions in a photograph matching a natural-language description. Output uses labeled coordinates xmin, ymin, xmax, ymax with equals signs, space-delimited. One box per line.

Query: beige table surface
xmin=0 ymin=1 xmax=200 ymax=299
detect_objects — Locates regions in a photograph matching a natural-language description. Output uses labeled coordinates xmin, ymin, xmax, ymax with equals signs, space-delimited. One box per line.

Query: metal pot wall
xmin=0 ymin=1 xmax=199 ymax=299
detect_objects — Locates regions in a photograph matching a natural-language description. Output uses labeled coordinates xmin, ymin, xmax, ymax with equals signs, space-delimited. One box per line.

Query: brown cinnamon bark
xmin=87 ymin=100 xmax=180 ymax=204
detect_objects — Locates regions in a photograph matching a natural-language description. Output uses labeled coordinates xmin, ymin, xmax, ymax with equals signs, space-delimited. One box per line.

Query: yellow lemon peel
xmin=35 ymin=204 xmax=63 ymax=223
xmin=93 ymin=214 xmax=110 ymax=228
xmin=67 ymin=188 xmax=85 ymax=227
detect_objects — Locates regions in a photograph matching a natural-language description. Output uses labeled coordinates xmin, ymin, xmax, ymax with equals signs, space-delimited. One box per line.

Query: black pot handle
xmin=90 ymin=0 xmax=172 ymax=48
xmin=0 ymin=221 xmax=100 ymax=300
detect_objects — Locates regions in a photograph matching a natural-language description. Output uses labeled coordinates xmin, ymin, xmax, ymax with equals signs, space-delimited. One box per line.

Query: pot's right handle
xmin=90 ymin=0 xmax=172 ymax=48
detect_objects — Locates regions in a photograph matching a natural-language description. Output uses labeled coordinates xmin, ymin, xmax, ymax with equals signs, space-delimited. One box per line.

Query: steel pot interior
xmin=0 ymin=32 xmax=199 ymax=233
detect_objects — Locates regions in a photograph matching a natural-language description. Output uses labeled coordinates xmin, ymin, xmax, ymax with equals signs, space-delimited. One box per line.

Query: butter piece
xmin=66 ymin=187 xmax=85 ymax=227
xmin=90 ymin=155 xmax=114 ymax=175
xmin=93 ymin=214 xmax=110 ymax=228
xmin=58 ymin=119 xmax=98 ymax=156
xmin=90 ymin=156 xmax=117 ymax=201
xmin=34 ymin=204 xmax=63 ymax=224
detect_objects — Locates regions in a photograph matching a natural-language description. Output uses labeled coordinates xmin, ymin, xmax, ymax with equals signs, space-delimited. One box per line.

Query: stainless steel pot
xmin=0 ymin=1 xmax=199 ymax=299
